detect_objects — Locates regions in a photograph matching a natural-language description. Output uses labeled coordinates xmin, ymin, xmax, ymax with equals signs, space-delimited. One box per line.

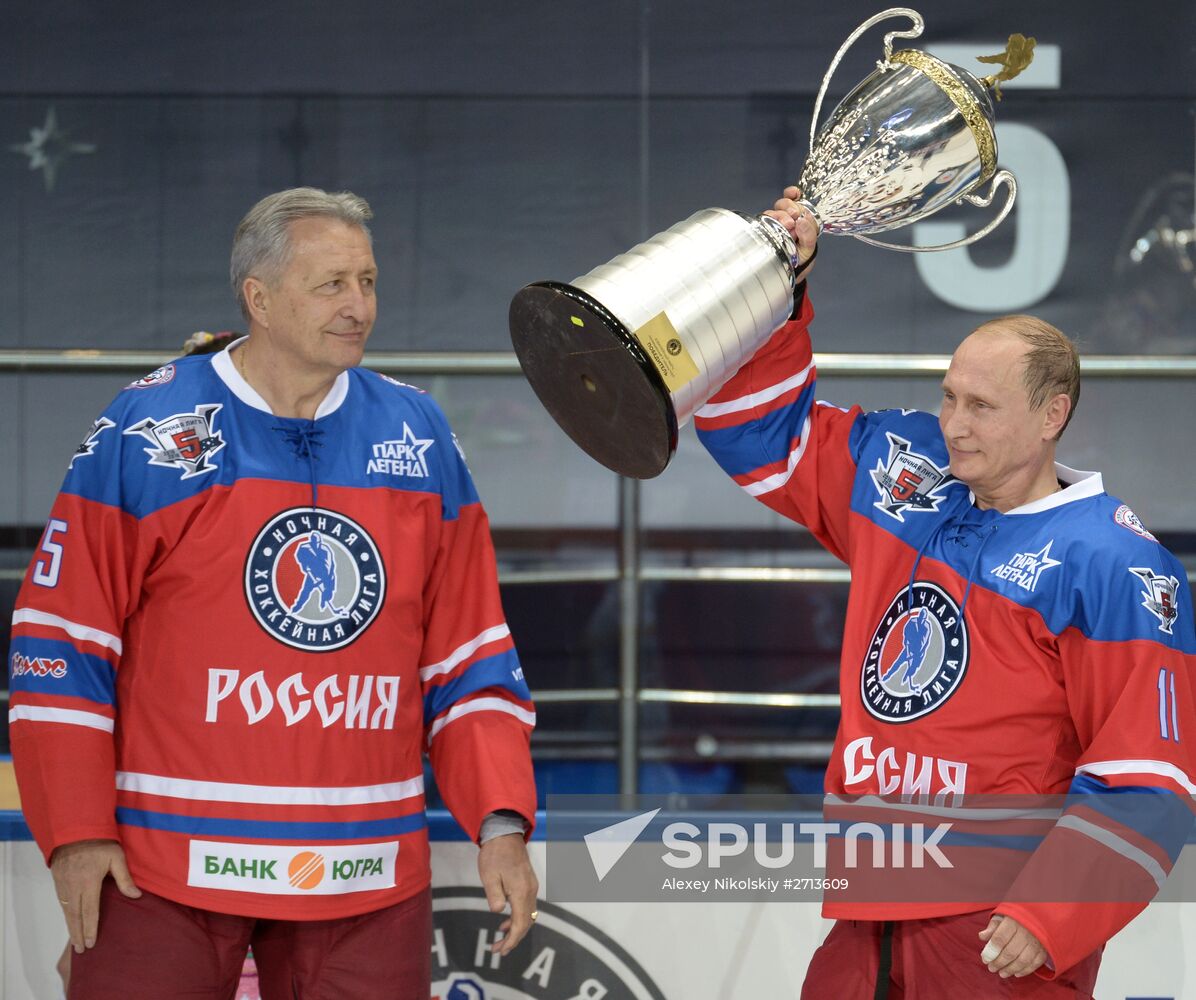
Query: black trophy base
xmin=508 ymin=281 xmax=678 ymax=480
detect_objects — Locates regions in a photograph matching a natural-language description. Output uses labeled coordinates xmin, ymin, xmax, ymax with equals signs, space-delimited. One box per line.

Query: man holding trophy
xmin=695 ymin=185 xmax=1196 ymax=996
xmin=509 ymin=10 xmax=1196 ymax=997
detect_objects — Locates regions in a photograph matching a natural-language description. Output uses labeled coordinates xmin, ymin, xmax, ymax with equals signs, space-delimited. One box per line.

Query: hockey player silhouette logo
xmin=862 ymin=583 xmax=969 ymax=722
xmin=289 ymin=532 xmax=350 ymax=618
xmin=246 ymin=508 xmax=386 ymax=651
xmin=880 ymin=607 xmax=932 ymax=694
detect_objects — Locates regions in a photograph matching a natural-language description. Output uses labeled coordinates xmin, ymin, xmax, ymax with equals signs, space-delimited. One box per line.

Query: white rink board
xmin=3 ymin=838 xmax=1195 ymax=999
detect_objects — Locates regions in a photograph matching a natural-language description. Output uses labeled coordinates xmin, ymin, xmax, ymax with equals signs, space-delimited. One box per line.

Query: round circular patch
xmin=861 ymin=582 xmax=969 ymax=723
xmin=287 ymin=851 xmax=326 ymax=890
xmin=126 ymin=363 xmax=176 ymax=390
xmin=245 ymin=507 xmax=386 ymax=651
xmin=1114 ymin=503 xmax=1158 ymax=542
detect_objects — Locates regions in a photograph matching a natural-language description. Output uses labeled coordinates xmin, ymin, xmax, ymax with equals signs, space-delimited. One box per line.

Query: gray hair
xmin=230 ymin=188 xmax=374 ymax=320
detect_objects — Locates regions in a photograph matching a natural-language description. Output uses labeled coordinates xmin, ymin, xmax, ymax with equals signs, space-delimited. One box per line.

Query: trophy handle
xmin=851 ymin=169 xmax=1018 ymax=254
xmin=809 ymin=7 xmax=926 ymax=153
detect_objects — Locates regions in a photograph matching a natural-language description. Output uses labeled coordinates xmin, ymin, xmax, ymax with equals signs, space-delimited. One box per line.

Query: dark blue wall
xmin=1 ymin=0 xmax=1194 ymax=529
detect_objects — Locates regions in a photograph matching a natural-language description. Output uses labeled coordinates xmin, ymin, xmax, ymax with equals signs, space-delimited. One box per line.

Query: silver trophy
xmin=509 ymin=8 xmax=1035 ymax=479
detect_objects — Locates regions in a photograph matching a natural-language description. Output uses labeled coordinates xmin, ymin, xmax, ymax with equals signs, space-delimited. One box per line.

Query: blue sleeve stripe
xmin=847 ymin=412 xmax=869 ymax=463
xmin=1067 ymin=775 xmax=1193 ymax=863
xmin=423 ymin=648 xmax=529 ymax=724
xmin=115 ymin=807 xmax=427 ymax=840
xmin=8 ymin=638 xmax=116 ymax=705
xmin=696 ymin=387 xmax=816 ymax=478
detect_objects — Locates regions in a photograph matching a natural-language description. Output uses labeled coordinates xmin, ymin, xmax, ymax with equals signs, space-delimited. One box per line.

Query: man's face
xmin=939 ymin=329 xmax=1053 ymax=498
xmin=258 ymin=216 xmax=377 ymax=377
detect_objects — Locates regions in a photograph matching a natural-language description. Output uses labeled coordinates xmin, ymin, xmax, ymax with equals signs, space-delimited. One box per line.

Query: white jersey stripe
xmin=1056 ymin=814 xmax=1168 ymax=889
xmin=115 ymin=771 xmax=424 ymax=806
xmin=420 ymin=624 xmax=511 ymax=682
xmin=12 ymin=608 xmax=122 ymax=655
xmin=427 ymin=697 xmax=536 ymax=743
xmin=1077 ymin=760 xmax=1196 ymax=795
xmin=695 ymin=361 xmax=815 ymax=419
xmin=8 ymin=705 xmax=115 ymax=733
xmin=743 ymin=415 xmax=813 ymax=497
xmin=823 ymin=794 xmax=1061 ymax=821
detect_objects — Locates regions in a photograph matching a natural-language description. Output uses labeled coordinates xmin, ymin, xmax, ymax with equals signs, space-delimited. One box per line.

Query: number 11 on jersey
xmin=1159 ymin=668 xmax=1180 ymax=743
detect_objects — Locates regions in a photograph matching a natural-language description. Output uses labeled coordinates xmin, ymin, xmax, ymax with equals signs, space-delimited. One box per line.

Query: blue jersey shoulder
xmin=1071 ymin=493 xmax=1192 ymax=647
xmin=60 ymin=359 xmax=483 ymax=520
xmin=849 ymin=408 xmax=963 ymax=533
xmin=62 ymin=355 xmax=229 ymax=513
xmin=849 ymin=408 xmax=947 ymax=467
xmin=987 ymin=492 xmax=1193 ymax=649
xmin=348 ymin=369 xmax=480 ymax=516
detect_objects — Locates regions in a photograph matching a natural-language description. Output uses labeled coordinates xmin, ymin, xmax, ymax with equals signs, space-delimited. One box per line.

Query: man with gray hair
xmin=694 ymin=187 xmax=1195 ymax=998
xmin=9 ymin=187 xmax=539 ymax=998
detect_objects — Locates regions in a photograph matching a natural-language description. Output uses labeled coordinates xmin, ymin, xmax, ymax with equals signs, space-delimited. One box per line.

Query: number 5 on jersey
xmin=33 ymin=518 xmax=68 ymax=588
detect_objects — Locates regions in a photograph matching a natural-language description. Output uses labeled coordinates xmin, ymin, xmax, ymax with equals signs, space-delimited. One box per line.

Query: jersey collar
xmin=980 ymin=462 xmax=1104 ymax=516
xmin=212 ymin=337 xmax=349 ymax=419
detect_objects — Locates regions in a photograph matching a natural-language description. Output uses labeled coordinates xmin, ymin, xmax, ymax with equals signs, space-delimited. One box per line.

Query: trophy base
xmin=509 ymin=281 xmax=678 ymax=479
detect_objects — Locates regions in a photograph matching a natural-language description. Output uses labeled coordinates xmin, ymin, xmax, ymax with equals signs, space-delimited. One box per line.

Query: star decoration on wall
xmin=9 ymin=107 xmax=97 ymax=193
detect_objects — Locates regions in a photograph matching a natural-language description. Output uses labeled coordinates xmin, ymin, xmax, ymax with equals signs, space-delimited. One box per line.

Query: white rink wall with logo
xmin=3 ymin=824 xmax=1195 ymax=1000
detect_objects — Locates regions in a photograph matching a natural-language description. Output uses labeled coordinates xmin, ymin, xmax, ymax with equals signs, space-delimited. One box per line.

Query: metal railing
xmin=3 ymin=348 xmax=1196 ymax=790
xmin=4 ymin=348 xmax=1196 ymax=378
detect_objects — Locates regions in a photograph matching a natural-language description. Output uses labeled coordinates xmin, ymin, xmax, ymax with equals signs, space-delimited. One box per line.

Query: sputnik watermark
xmin=659 ymin=819 xmax=952 ymax=871
xmin=546 ymin=792 xmax=1196 ymax=904
xmin=578 ymin=811 xmax=952 ymax=885
xmin=548 ymin=795 xmax=963 ymax=902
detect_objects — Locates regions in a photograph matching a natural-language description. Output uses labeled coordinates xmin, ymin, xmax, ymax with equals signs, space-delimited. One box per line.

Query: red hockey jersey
xmin=695 ymin=295 xmax=1196 ymax=976
xmin=8 ymin=346 xmax=536 ymax=919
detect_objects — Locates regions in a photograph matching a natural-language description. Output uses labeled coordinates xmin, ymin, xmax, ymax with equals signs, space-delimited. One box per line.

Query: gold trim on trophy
xmin=889 ymin=49 xmax=997 ymax=182
xmin=509 ymin=10 xmax=1030 ymax=477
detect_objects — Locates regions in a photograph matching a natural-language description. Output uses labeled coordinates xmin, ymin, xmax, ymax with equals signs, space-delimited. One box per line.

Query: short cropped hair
xmin=975 ymin=314 xmax=1081 ymax=438
xmin=230 ymin=187 xmax=373 ymax=320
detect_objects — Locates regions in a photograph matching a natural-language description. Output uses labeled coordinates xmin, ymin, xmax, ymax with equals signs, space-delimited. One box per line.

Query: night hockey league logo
xmin=862 ymin=582 xmax=969 ymax=722
xmin=125 ymin=364 xmax=176 ymax=390
xmin=123 ymin=404 xmax=225 ymax=479
xmin=1114 ymin=504 xmax=1158 ymax=543
xmin=870 ymin=433 xmax=956 ymax=522
xmin=431 ymin=889 xmax=666 ymax=1000
xmin=1128 ymin=566 xmax=1180 ymax=635
xmin=69 ymin=417 xmax=115 ymax=468
xmin=245 ymin=508 xmax=386 ymax=651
